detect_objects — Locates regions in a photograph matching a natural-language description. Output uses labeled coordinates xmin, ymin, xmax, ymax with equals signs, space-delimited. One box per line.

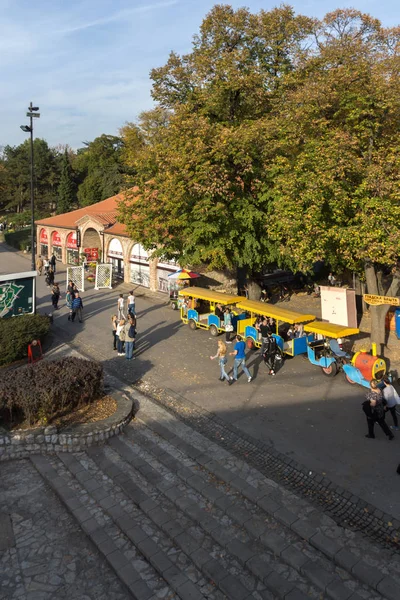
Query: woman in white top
xmin=117 ymin=294 xmax=125 ymax=320
xmin=116 ymin=319 xmax=126 ymax=355
xmin=383 ymin=377 xmax=399 ymax=430
xmin=127 ymin=291 xmax=135 ymax=315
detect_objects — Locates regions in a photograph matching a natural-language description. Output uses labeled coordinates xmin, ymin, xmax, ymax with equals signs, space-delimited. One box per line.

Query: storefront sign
xmin=84 ymin=248 xmax=99 ymax=261
xmin=67 ymin=231 xmax=78 ymax=249
xmin=52 ymin=231 xmax=62 ymax=246
xmin=39 ymin=229 xmax=48 ymax=243
xmin=364 ymin=294 xmax=400 ymax=307
xmin=76 ymin=229 xmax=81 ymax=247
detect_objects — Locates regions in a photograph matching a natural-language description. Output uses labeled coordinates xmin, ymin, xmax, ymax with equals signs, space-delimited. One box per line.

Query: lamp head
xmin=20 ymin=125 xmax=32 ymax=133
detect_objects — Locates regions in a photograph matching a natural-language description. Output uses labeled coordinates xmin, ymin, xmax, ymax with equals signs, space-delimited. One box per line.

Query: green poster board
xmin=0 ymin=271 xmax=36 ymax=318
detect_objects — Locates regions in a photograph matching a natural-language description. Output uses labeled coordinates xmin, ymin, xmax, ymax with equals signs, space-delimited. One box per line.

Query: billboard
xmin=0 ymin=271 xmax=36 ymax=318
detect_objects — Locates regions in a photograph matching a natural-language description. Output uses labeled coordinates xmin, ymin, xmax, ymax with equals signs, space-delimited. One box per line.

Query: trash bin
xmin=395 ymin=308 xmax=400 ymax=340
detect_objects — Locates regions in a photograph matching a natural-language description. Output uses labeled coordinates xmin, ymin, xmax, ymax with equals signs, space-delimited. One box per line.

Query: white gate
xmin=95 ymin=263 xmax=113 ymax=290
xmin=67 ymin=266 xmax=85 ymax=292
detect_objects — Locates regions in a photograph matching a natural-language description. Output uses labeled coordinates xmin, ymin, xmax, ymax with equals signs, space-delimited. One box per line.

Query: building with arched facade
xmin=35 ymin=192 xmax=180 ymax=292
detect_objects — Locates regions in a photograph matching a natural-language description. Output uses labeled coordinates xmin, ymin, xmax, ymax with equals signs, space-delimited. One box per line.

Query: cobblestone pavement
xmin=0 ymin=459 xmax=130 ymax=600
xmin=2 ymin=378 xmax=400 ymax=599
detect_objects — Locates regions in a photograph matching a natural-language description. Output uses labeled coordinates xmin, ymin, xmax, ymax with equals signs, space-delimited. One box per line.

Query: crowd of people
xmin=112 ymin=291 xmax=137 ymax=359
xmin=362 ymin=378 xmax=399 ymax=440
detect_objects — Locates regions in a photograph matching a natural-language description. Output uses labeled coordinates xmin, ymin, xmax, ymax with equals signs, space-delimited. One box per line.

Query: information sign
xmin=364 ymin=294 xmax=400 ymax=307
xmin=0 ymin=271 xmax=36 ymax=318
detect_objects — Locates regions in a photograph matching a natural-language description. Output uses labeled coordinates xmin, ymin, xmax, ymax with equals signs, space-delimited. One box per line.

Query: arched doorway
xmin=130 ymin=243 xmax=150 ymax=287
xmin=108 ymin=238 xmax=124 ymax=280
xmin=82 ymin=228 xmax=101 ymax=262
xmin=51 ymin=231 xmax=62 ymax=261
xmin=39 ymin=228 xmax=48 ymax=258
xmin=66 ymin=231 xmax=79 ymax=265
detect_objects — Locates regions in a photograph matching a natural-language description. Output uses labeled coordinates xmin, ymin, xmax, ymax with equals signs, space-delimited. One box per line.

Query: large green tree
xmin=57 ymin=149 xmax=76 ymax=214
xmin=75 ymin=134 xmax=128 ymax=206
xmin=266 ymin=10 xmax=400 ymax=348
xmin=1 ymin=139 xmax=60 ymax=215
xmin=119 ymin=4 xmax=314 ymax=269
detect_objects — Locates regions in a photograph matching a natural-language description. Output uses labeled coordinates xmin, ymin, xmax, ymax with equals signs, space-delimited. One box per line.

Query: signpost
xmin=0 ymin=271 xmax=36 ymax=318
xmin=363 ymin=294 xmax=400 ymax=307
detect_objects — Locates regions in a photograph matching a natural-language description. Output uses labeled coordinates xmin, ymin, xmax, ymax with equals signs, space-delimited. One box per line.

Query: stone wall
xmin=0 ymin=391 xmax=134 ymax=461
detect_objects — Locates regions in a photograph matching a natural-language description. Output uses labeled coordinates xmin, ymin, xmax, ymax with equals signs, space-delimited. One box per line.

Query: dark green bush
xmin=0 ymin=357 xmax=104 ymax=428
xmin=0 ymin=314 xmax=50 ymax=366
xmin=4 ymin=229 xmax=31 ymax=251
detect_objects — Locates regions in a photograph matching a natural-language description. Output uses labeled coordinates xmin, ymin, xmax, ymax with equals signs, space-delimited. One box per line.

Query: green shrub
xmin=0 ymin=314 xmax=50 ymax=366
xmin=0 ymin=357 xmax=104 ymax=428
xmin=4 ymin=229 xmax=31 ymax=251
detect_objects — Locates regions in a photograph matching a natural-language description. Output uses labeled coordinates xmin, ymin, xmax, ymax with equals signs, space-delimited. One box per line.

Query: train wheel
xmin=210 ymin=325 xmax=219 ymax=337
xmin=321 ymin=362 xmax=338 ymax=377
xmin=171 ymin=302 xmax=178 ymax=310
xmin=188 ymin=319 xmax=197 ymax=331
xmin=345 ymin=373 xmax=356 ymax=385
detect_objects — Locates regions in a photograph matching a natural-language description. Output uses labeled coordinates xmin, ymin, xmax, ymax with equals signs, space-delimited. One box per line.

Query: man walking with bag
xmin=71 ymin=292 xmax=84 ymax=323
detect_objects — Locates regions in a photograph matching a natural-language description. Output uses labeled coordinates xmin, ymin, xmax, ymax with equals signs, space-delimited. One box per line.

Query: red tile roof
xmin=35 ymin=190 xmax=135 ymax=230
xmin=105 ymin=222 xmax=129 ymax=237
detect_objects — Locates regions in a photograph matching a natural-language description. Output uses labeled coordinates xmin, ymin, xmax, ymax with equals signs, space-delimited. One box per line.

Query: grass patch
xmin=5 ymin=229 xmax=32 ymax=251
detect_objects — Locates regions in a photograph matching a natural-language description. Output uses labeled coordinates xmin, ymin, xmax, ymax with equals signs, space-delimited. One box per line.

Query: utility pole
xmin=20 ymin=102 xmax=40 ymax=272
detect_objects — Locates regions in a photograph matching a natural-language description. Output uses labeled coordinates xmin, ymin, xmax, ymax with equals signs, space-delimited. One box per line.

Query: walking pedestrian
xmin=66 ymin=290 xmax=73 ymax=321
xmin=382 ymin=376 xmax=400 ymax=431
xmin=263 ymin=330 xmax=278 ymax=375
xmin=362 ymin=380 xmax=394 ymax=440
xmin=224 ymin=308 xmax=233 ymax=343
xmin=124 ymin=316 xmax=136 ymax=360
xmin=127 ymin=291 xmax=135 ymax=316
xmin=45 ymin=268 xmax=54 ymax=287
xmin=44 ymin=258 xmax=50 ymax=274
xmin=111 ymin=315 xmax=118 ymax=351
xmin=210 ymin=340 xmax=231 ymax=384
xmin=116 ymin=319 xmax=126 ymax=355
xmin=71 ymin=292 xmax=84 ymax=323
xmin=35 ymin=255 xmax=43 ymax=275
xmin=51 ymin=283 xmax=61 ymax=310
xmin=50 ymin=253 xmax=56 ymax=274
xmin=229 ymin=335 xmax=252 ymax=383
xmin=117 ymin=294 xmax=125 ymax=320
xmin=257 ymin=317 xmax=272 ymax=355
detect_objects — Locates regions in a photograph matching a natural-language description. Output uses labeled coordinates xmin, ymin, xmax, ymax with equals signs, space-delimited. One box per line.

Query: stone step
xmin=30 ymin=453 xmax=179 ymax=600
xmin=86 ymin=444 xmax=271 ymax=600
xmin=120 ymin=421 xmax=384 ymax=600
xmin=125 ymin=400 xmax=399 ymax=600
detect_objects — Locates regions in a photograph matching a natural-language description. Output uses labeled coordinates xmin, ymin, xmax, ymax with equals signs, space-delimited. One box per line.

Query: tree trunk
xmin=364 ymin=261 xmax=400 ymax=354
xmin=247 ymin=280 xmax=261 ymax=301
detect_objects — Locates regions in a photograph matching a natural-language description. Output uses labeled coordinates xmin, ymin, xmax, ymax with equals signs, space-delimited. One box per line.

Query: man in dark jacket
xmin=263 ymin=331 xmax=278 ymax=375
xmin=71 ymin=292 xmax=84 ymax=323
xmin=50 ymin=254 xmax=56 ymax=274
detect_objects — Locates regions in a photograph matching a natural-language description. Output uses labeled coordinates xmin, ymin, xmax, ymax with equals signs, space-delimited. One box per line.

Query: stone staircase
xmin=27 ymin=392 xmax=400 ymax=600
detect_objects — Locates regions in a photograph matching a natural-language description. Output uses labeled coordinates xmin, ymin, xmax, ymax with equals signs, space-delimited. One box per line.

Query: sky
xmin=0 ymin=0 xmax=397 ymax=149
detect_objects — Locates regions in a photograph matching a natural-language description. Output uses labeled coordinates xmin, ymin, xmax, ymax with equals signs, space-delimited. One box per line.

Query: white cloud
xmin=56 ymin=0 xmax=179 ymax=35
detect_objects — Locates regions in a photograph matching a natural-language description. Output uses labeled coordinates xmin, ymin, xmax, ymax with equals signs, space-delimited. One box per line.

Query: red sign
xmin=84 ymin=248 xmax=99 ymax=261
xmin=52 ymin=231 xmax=62 ymax=246
xmin=39 ymin=229 xmax=48 ymax=243
xmin=67 ymin=231 xmax=78 ymax=249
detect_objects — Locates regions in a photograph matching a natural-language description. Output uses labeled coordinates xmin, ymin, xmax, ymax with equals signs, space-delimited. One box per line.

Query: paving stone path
xmin=1 ymin=385 xmax=400 ymax=600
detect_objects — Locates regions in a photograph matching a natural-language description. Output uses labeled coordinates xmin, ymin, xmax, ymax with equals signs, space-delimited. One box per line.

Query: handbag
xmin=225 ymin=323 xmax=234 ymax=332
xmin=129 ymin=325 xmax=136 ymax=338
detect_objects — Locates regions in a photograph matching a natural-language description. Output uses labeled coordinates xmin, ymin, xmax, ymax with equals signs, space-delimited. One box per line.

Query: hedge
xmin=0 ymin=314 xmax=50 ymax=366
xmin=4 ymin=229 xmax=31 ymax=251
xmin=0 ymin=357 xmax=104 ymax=428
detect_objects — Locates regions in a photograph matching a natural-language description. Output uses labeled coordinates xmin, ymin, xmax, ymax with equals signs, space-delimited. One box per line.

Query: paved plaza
xmin=1 ymin=243 xmax=400 ymax=599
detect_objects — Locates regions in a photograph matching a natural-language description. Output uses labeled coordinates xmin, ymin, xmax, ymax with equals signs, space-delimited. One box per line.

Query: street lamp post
xmin=20 ymin=102 xmax=40 ymax=272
